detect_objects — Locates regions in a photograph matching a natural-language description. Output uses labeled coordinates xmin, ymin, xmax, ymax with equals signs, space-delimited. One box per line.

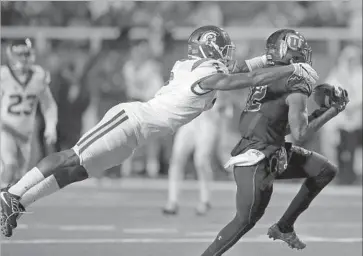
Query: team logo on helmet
xmin=286 ymin=33 xmax=304 ymax=51
xmin=200 ymin=31 xmax=219 ymax=46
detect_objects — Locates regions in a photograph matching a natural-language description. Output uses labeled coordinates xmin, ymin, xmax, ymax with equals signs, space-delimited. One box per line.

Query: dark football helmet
xmin=6 ymin=38 xmax=35 ymax=71
xmin=265 ymin=29 xmax=312 ymax=66
xmin=188 ymin=25 xmax=235 ymax=62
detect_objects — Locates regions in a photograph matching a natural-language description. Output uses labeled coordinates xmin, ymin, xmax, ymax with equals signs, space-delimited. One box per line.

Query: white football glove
xmin=245 ymin=55 xmax=268 ymax=71
xmin=292 ymin=63 xmax=319 ymax=86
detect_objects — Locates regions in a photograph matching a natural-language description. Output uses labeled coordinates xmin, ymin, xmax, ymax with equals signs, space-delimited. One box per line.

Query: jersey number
xmin=8 ymin=94 xmax=37 ymax=116
xmin=245 ymin=86 xmax=267 ymax=112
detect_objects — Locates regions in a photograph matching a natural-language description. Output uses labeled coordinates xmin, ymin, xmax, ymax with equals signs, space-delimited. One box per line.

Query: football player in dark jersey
xmin=200 ymin=29 xmax=349 ymax=255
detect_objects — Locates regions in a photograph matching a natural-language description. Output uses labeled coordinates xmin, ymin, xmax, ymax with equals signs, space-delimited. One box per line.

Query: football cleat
xmin=162 ymin=202 xmax=179 ymax=216
xmin=195 ymin=202 xmax=211 ymax=216
xmin=0 ymin=191 xmax=23 ymax=237
xmin=267 ymin=223 xmax=306 ymax=250
xmin=0 ymin=214 xmax=12 ymax=237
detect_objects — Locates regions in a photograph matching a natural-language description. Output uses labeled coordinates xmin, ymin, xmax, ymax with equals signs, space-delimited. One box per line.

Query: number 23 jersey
xmin=0 ymin=65 xmax=52 ymax=138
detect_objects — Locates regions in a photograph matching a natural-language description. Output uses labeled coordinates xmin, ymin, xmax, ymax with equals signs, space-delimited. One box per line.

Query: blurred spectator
xmin=299 ymin=1 xmax=349 ymax=27
xmin=122 ymin=40 xmax=164 ymax=178
xmin=190 ymin=2 xmax=223 ymax=26
xmin=53 ymin=61 xmax=91 ymax=151
xmin=321 ymin=44 xmax=362 ymax=184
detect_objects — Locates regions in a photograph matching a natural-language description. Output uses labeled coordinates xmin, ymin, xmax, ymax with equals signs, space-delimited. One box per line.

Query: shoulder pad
xmin=192 ymin=59 xmax=228 ymax=74
xmin=33 ymin=65 xmax=51 ymax=84
xmin=287 ymin=75 xmax=312 ymax=96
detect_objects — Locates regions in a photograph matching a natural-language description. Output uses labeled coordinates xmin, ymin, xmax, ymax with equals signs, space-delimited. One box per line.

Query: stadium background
xmin=0 ymin=1 xmax=362 ymax=256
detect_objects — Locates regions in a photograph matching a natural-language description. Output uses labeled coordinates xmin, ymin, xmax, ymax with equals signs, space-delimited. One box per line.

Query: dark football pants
xmin=201 ymin=148 xmax=338 ymax=256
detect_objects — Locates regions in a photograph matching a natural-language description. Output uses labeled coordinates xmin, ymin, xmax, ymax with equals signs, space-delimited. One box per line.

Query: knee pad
xmin=306 ymin=161 xmax=338 ymax=190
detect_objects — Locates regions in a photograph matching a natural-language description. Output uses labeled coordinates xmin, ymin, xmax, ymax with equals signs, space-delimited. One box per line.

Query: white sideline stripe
xmin=16 ymin=224 xmax=115 ymax=231
xmin=1 ymin=237 xmax=362 ymax=245
xmin=123 ymin=228 xmax=179 ymax=234
xmin=59 ymin=225 xmax=115 ymax=231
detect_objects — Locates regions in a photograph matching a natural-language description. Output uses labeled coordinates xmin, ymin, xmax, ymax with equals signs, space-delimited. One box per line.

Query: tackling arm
xmin=286 ymin=93 xmax=338 ymax=143
xmin=228 ymin=55 xmax=268 ymax=74
xmin=201 ymin=64 xmax=295 ymax=91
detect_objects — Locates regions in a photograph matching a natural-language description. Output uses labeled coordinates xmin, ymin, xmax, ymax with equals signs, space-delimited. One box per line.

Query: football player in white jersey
xmin=0 ymin=39 xmax=58 ymax=191
xmin=1 ymin=25 xmax=319 ymax=237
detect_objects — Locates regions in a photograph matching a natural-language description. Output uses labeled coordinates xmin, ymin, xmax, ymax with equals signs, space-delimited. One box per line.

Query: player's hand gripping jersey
xmin=133 ymin=57 xmax=229 ymax=141
xmin=231 ymin=74 xmax=313 ymax=158
xmin=0 ymin=65 xmax=54 ymax=140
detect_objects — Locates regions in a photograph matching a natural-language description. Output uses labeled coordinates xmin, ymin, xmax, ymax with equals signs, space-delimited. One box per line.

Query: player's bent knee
xmin=53 ymin=166 xmax=89 ymax=189
xmin=69 ymin=166 xmax=89 ymax=182
xmin=307 ymin=161 xmax=338 ymax=190
xmin=234 ymin=213 xmax=257 ymax=232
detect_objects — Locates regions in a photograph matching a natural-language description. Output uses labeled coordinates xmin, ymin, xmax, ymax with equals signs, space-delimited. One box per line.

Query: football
xmin=312 ymin=83 xmax=338 ymax=108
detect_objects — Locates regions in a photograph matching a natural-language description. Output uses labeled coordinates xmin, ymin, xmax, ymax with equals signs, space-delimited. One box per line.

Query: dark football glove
xmin=313 ymin=83 xmax=349 ymax=113
xmin=331 ymin=86 xmax=349 ymax=112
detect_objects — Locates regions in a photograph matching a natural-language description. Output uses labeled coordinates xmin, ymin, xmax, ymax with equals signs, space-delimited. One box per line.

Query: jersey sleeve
xmin=286 ymin=75 xmax=312 ymax=97
xmin=190 ymin=59 xmax=229 ymax=95
xmin=192 ymin=59 xmax=229 ymax=75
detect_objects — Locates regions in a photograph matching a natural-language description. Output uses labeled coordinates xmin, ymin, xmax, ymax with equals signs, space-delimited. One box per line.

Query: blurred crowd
xmin=1 ymin=1 xmax=360 ymax=28
xmin=1 ymin=1 xmax=362 ymax=184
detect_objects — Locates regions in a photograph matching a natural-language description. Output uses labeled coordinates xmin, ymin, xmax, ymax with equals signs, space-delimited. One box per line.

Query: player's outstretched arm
xmin=200 ymin=63 xmax=318 ymax=91
xmin=227 ymin=55 xmax=268 ymax=74
xmin=286 ymin=93 xmax=338 ymax=143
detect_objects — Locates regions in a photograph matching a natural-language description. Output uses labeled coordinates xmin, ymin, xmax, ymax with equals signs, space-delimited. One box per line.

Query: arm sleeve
xmin=287 ymin=76 xmax=312 ymax=97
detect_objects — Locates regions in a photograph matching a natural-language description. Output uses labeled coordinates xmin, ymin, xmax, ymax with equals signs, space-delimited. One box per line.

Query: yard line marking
xmin=15 ymin=224 xmax=116 ymax=231
xmin=1 ymin=237 xmax=362 ymax=245
xmin=16 ymin=224 xmax=28 ymax=230
xmin=11 ymin=222 xmax=362 ymax=234
xmin=123 ymin=228 xmax=179 ymax=234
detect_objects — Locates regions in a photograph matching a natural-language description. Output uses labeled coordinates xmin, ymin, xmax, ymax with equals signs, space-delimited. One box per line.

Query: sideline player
xmin=0 ymin=39 xmax=57 ymax=189
xmin=200 ymin=29 xmax=349 ymax=255
xmin=162 ymin=89 xmax=237 ymax=216
xmin=0 ymin=26 xmax=318 ymax=237
xmin=162 ymin=108 xmax=217 ymax=216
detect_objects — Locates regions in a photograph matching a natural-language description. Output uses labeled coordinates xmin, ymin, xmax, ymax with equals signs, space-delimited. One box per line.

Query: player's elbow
xmin=249 ymin=71 xmax=263 ymax=87
xmin=201 ymin=73 xmax=230 ymax=90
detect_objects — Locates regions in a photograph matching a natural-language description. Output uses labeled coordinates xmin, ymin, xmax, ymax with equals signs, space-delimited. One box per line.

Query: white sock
xmin=199 ymin=179 xmax=210 ymax=204
xmin=8 ymin=167 xmax=45 ymax=197
xmin=168 ymin=165 xmax=182 ymax=204
xmin=20 ymin=175 xmax=60 ymax=208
